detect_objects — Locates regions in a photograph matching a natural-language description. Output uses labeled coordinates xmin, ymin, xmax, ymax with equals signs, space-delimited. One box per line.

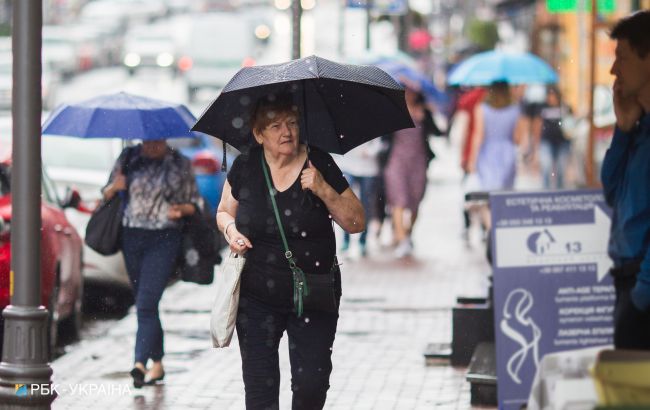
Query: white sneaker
xmin=394 ymin=239 xmax=413 ymax=258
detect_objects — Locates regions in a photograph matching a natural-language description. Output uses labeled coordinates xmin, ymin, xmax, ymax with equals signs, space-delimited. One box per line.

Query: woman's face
xmin=253 ymin=111 xmax=300 ymax=157
xmin=546 ymin=90 xmax=559 ymax=106
xmin=142 ymin=140 xmax=168 ymax=159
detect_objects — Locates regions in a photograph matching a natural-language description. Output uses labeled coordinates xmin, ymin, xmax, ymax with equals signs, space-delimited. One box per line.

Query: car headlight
xmin=124 ymin=53 xmax=141 ymax=67
xmin=156 ymin=53 xmax=174 ymax=68
xmin=255 ymin=24 xmax=271 ymax=41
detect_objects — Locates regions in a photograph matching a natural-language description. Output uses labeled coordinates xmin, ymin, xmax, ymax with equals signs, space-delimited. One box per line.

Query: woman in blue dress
xmin=468 ymin=81 xmax=526 ymax=230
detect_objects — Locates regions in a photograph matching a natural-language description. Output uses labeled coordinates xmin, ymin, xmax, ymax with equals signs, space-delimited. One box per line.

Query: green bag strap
xmin=260 ymin=153 xmax=309 ymax=317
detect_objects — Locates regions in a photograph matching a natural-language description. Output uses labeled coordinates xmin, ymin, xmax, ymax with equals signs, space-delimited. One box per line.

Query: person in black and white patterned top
xmin=102 ymin=140 xmax=202 ymax=388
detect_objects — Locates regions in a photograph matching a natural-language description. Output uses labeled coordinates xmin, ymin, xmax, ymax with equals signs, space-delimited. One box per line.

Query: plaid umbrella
xmin=192 ymin=55 xmax=414 ymax=154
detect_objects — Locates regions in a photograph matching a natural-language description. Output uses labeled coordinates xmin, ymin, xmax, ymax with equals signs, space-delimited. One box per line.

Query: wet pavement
xmin=51 ymin=140 xmax=506 ymax=409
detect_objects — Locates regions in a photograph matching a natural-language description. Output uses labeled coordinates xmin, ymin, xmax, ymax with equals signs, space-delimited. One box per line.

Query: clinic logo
xmin=15 ymin=384 xmax=27 ymax=396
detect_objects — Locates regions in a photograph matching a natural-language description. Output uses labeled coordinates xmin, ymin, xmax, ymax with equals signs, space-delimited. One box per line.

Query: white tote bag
xmin=210 ymin=253 xmax=245 ymax=348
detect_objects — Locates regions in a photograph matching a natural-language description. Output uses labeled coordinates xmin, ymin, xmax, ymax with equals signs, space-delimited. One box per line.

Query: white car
xmin=41 ymin=136 xmax=131 ymax=290
xmin=175 ymin=12 xmax=271 ymax=101
xmin=122 ymin=25 xmax=177 ymax=75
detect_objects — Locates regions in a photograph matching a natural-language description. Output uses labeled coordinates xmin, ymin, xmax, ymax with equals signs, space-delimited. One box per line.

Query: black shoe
xmin=130 ymin=367 xmax=146 ymax=389
xmin=144 ymin=371 xmax=165 ymax=385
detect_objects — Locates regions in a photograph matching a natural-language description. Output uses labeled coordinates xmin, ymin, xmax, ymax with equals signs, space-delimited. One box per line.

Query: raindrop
xmin=301 ymin=231 xmax=307 ymax=237
xmin=284 ymin=209 xmax=292 ymax=216
xmin=266 ymin=279 xmax=275 ymax=289
xmin=329 ymin=346 xmax=333 ymax=351
xmin=339 ymin=134 xmax=344 ymax=139
xmin=232 ymin=117 xmax=244 ymax=129
xmin=305 ymin=251 xmax=310 ymax=256
xmin=315 ymin=261 xmax=320 ymax=267
xmin=304 ymin=317 xmax=310 ymax=323
xmin=240 ymin=95 xmax=251 ymax=106
xmin=328 ymin=214 xmax=332 ymax=219
xmin=265 ymin=378 xmax=275 ymax=386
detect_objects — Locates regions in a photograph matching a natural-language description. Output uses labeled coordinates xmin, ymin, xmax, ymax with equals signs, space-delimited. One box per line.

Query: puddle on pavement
xmin=337 ymin=330 xmax=372 ymax=337
xmin=103 ymin=366 xmax=187 ymax=380
xmin=165 ymin=328 xmax=211 ymax=340
xmin=343 ymin=297 xmax=386 ymax=304
xmin=164 ymin=348 xmax=206 ymax=360
xmin=160 ymin=308 xmax=211 ymax=314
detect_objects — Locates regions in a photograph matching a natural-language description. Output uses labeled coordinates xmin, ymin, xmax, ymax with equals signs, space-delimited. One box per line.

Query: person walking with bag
xmin=215 ymin=93 xmax=365 ymax=410
xmin=602 ymin=10 xmax=650 ymax=350
xmin=532 ymin=86 xmax=573 ymax=189
xmin=102 ymin=140 xmax=203 ymax=387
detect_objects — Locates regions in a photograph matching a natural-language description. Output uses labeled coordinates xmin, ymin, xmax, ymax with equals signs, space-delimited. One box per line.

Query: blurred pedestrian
xmin=602 ymin=10 xmax=650 ymax=350
xmin=468 ymin=81 xmax=526 ymax=230
xmin=383 ymin=88 xmax=436 ymax=258
xmin=450 ymin=87 xmax=486 ymax=236
xmin=334 ymin=139 xmax=382 ymax=257
xmin=102 ymin=140 xmax=203 ymax=388
xmin=215 ymin=93 xmax=365 ymax=409
xmin=533 ymin=86 xmax=573 ymax=189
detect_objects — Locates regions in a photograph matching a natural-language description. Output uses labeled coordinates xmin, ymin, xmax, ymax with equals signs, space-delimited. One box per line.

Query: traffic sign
xmin=546 ymin=0 xmax=615 ymax=13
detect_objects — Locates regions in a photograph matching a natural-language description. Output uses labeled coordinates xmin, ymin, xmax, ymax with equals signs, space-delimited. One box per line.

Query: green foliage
xmin=466 ymin=19 xmax=499 ymax=52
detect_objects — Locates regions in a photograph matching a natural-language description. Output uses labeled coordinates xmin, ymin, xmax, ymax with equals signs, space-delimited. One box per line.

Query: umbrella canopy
xmin=447 ymin=50 xmax=558 ymax=86
xmin=191 ymin=55 xmax=414 ymax=154
xmin=375 ymin=60 xmax=449 ymax=106
xmin=42 ymin=92 xmax=199 ymax=140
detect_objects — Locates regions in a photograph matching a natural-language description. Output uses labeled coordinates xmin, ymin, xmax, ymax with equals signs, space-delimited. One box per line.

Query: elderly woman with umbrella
xmin=193 ymin=56 xmax=413 ymax=409
xmin=42 ymin=92 xmax=204 ymax=388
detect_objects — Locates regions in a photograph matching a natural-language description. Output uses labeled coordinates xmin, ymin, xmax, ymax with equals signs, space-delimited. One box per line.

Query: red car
xmin=0 ymin=152 xmax=84 ymax=358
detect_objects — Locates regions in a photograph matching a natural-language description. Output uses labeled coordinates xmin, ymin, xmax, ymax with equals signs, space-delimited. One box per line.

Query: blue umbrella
xmin=375 ymin=60 xmax=449 ymax=106
xmin=42 ymin=92 xmax=198 ymax=140
xmin=447 ymin=50 xmax=558 ymax=86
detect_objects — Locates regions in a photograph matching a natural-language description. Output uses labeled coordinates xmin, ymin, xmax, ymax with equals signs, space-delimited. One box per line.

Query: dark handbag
xmin=85 ymin=195 xmax=124 ymax=256
xmin=85 ymin=148 xmax=135 ymax=255
xmin=177 ymin=206 xmax=221 ymax=285
xmin=261 ymin=154 xmax=341 ymax=316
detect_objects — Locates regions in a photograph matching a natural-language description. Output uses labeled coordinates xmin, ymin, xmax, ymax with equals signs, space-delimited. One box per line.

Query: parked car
xmin=0 ymin=143 xmax=85 ymax=358
xmin=41 ymin=137 xmax=131 ymax=291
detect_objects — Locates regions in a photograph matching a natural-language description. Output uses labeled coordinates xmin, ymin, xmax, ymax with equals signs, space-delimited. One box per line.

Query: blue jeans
xmin=539 ymin=140 xmax=571 ymax=189
xmin=122 ymin=227 xmax=181 ymax=364
xmin=342 ymin=174 xmax=378 ymax=249
xmin=236 ymin=295 xmax=339 ymax=410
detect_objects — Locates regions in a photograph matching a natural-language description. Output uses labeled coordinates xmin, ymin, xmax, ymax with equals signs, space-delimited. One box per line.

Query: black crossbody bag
xmin=261 ymin=154 xmax=341 ymax=317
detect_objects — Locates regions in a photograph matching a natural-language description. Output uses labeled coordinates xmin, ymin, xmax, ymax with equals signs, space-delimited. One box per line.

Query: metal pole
xmin=365 ymin=0 xmax=372 ymax=50
xmin=585 ymin=0 xmax=597 ymax=187
xmin=338 ymin=0 xmax=345 ymax=56
xmin=291 ymin=0 xmax=302 ymax=59
xmin=0 ymin=1 xmax=54 ymax=408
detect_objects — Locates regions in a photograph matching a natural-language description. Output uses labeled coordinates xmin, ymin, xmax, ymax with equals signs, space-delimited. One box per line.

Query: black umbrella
xmin=191 ymin=55 xmax=414 ymax=155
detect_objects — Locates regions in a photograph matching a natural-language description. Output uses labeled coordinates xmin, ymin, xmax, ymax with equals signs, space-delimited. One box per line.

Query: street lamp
xmin=0 ymin=1 xmax=55 ymax=408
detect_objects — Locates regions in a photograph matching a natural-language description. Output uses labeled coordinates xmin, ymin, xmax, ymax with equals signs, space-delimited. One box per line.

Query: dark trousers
xmin=613 ymin=275 xmax=650 ymax=350
xmin=122 ymin=227 xmax=182 ymax=364
xmin=236 ymin=295 xmax=339 ymax=410
xmin=342 ymin=174 xmax=378 ymax=248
